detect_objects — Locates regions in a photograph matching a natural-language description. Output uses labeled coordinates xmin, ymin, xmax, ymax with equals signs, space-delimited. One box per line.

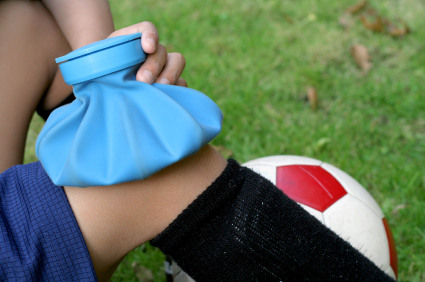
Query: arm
xmin=41 ymin=0 xmax=114 ymax=50
xmin=42 ymin=0 xmax=185 ymax=86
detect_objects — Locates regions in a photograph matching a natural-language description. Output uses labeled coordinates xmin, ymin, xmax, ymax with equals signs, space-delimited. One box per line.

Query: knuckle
xmin=178 ymin=78 xmax=188 ymax=87
xmin=151 ymin=61 xmax=162 ymax=74
xmin=157 ymin=44 xmax=167 ymax=54
xmin=139 ymin=22 xmax=159 ymax=39
xmin=176 ymin=53 xmax=186 ymax=66
xmin=169 ymin=53 xmax=186 ymax=67
xmin=141 ymin=21 xmax=154 ymax=29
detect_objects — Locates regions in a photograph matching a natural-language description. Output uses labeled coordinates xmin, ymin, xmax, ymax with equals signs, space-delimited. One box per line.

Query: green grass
xmin=25 ymin=0 xmax=425 ymax=281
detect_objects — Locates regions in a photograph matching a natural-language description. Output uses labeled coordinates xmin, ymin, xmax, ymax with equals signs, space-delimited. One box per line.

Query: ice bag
xmin=36 ymin=33 xmax=223 ymax=187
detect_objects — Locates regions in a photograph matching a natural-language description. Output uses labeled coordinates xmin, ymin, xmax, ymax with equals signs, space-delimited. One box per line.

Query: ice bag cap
xmin=56 ymin=33 xmax=146 ymax=85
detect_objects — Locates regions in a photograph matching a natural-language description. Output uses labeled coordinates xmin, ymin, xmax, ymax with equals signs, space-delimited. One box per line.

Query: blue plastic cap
xmin=57 ymin=33 xmax=146 ymax=85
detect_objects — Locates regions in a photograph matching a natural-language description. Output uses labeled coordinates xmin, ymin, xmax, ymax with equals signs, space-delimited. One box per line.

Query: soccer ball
xmin=242 ymin=155 xmax=398 ymax=280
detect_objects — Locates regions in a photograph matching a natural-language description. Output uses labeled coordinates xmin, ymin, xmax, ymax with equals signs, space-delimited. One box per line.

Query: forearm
xmin=42 ymin=0 xmax=114 ymax=49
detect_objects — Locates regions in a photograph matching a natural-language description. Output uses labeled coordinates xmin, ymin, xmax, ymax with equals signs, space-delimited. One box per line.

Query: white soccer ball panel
xmin=383 ymin=265 xmax=397 ymax=280
xmin=321 ymin=163 xmax=384 ymax=218
xmin=298 ymin=203 xmax=324 ymax=224
xmin=242 ymin=155 xmax=322 ymax=167
xmin=323 ymin=194 xmax=390 ymax=270
xmin=243 ymin=164 xmax=276 ymax=185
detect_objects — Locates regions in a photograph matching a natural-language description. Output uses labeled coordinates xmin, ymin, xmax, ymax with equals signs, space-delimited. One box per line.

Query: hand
xmin=108 ymin=22 xmax=187 ymax=87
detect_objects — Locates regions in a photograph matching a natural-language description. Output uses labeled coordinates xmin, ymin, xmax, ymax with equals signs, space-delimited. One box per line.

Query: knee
xmin=0 ymin=1 xmax=71 ymax=84
xmin=0 ymin=1 xmax=70 ymax=57
xmin=0 ymin=2 xmax=49 ymax=34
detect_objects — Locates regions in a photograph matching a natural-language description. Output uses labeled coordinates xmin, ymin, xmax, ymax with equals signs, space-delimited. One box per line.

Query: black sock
xmin=151 ymin=159 xmax=395 ymax=282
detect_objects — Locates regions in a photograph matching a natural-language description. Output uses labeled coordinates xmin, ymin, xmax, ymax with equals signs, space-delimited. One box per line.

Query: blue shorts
xmin=0 ymin=162 xmax=97 ymax=281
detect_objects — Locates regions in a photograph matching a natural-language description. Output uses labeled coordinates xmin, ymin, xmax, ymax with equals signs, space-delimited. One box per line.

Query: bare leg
xmin=0 ymin=3 xmax=226 ymax=282
xmin=64 ymin=145 xmax=227 ymax=282
xmin=0 ymin=1 xmax=72 ymax=173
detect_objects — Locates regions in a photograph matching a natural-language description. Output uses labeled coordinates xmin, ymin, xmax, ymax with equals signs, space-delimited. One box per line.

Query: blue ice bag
xmin=36 ymin=33 xmax=222 ymax=187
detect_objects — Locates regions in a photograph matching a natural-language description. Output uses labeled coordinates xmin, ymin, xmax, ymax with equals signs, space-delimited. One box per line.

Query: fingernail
xmin=142 ymin=70 xmax=154 ymax=84
xmin=147 ymin=38 xmax=156 ymax=51
xmin=158 ymin=78 xmax=170 ymax=85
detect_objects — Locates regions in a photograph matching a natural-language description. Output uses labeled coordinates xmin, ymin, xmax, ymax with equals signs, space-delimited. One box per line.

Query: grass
xmin=25 ymin=0 xmax=425 ymax=281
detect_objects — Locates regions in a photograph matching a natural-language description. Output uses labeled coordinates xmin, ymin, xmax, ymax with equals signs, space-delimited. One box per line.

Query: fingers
xmin=136 ymin=47 xmax=187 ymax=86
xmin=108 ymin=22 xmax=187 ymax=86
xmin=176 ymin=78 xmax=188 ymax=87
xmin=155 ymin=53 xmax=186 ymax=86
xmin=135 ymin=44 xmax=167 ymax=84
xmin=140 ymin=24 xmax=159 ymax=54
xmin=108 ymin=21 xmax=159 ymax=54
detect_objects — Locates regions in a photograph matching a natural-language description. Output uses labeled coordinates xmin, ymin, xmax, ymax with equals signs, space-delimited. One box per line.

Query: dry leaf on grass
xmin=351 ymin=44 xmax=372 ymax=74
xmin=342 ymin=3 xmax=410 ymax=38
xmin=360 ymin=14 xmax=385 ymax=33
xmin=306 ymin=87 xmax=318 ymax=111
xmin=212 ymin=145 xmax=234 ymax=159
xmin=345 ymin=1 xmax=368 ymax=14
xmin=386 ymin=19 xmax=410 ymax=37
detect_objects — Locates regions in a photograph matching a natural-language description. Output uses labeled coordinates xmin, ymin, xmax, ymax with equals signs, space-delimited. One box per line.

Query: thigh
xmin=0 ymin=162 xmax=97 ymax=281
xmin=0 ymin=1 xmax=72 ymax=172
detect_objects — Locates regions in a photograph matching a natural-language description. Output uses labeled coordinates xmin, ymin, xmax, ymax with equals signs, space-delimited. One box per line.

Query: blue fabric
xmin=36 ymin=63 xmax=223 ymax=187
xmin=0 ymin=162 xmax=97 ymax=281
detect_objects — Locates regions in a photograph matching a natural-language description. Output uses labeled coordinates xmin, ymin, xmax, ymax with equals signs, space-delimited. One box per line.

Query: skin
xmin=0 ymin=2 xmax=225 ymax=281
xmin=0 ymin=1 xmax=71 ymax=173
xmin=64 ymin=145 xmax=227 ymax=281
xmin=0 ymin=0 xmax=186 ymax=173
